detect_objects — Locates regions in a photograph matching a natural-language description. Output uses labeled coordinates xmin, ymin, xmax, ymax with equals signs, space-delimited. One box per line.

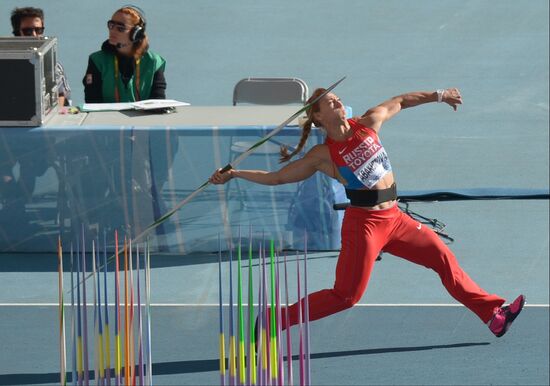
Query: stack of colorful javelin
xmin=218 ymin=232 xmax=312 ymax=386
xmin=57 ymin=230 xmax=153 ymax=385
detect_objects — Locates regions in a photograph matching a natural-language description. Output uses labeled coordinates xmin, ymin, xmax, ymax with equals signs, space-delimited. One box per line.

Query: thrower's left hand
xmin=443 ymin=88 xmax=463 ymax=111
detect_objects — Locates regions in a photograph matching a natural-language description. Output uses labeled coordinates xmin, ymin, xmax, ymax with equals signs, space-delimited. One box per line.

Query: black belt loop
xmin=345 ymin=183 xmax=397 ymax=206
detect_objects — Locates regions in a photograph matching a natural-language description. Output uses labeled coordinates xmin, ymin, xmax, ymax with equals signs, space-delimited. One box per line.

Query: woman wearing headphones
xmin=80 ymin=5 xmax=173 ymax=234
xmin=83 ymin=5 xmax=167 ymax=102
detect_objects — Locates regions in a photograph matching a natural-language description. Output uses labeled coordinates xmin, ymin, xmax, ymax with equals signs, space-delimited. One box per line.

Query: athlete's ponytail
xmin=279 ymin=88 xmax=326 ymax=163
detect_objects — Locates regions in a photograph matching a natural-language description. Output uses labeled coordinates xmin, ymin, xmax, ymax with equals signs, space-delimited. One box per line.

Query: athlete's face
xmin=314 ymin=93 xmax=346 ymax=126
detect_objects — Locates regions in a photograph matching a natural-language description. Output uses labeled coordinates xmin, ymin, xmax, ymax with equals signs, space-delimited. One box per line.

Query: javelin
xmin=76 ymin=76 xmax=346 ymax=286
xmin=137 ymin=75 xmax=346 ymax=236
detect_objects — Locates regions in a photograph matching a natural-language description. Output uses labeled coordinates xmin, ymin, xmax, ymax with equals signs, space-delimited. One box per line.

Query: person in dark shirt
xmin=1 ymin=7 xmax=69 ymax=235
xmin=11 ymin=6 xmax=71 ymax=106
xmin=83 ymin=5 xmax=166 ymax=103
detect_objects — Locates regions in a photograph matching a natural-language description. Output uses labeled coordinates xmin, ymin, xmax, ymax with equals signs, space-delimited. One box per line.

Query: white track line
xmin=0 ymin=303 xmax=548 ymax=307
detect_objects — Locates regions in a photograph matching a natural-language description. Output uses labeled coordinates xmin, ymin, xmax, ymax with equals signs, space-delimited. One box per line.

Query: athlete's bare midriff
xmin=350 ymin=171 xmax=396 ymax=210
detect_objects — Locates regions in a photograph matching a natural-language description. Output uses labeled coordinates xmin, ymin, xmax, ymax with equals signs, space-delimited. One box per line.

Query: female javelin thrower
xmin=210 ymin=87 xmax=524 ymax=337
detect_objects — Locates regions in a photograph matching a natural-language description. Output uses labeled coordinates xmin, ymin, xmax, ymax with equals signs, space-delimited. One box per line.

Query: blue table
xmin=0 ymin=106 xmax=347 ymax=253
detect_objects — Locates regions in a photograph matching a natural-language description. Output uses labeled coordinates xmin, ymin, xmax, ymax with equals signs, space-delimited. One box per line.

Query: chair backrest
xmin=233 ymin=77 xmax=309 ymax=106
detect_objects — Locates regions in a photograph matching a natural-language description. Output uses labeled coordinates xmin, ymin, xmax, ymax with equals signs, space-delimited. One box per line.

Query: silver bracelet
xmin=436 ymin=89 xmax=445 ymax=103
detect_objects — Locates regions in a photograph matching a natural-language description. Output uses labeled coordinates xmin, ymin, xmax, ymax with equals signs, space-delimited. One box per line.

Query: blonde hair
xmin=279 ymin=88 xmax=326 ymax=163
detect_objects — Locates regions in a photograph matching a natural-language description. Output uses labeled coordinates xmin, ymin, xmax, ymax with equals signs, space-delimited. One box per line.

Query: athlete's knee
xmin=420 ymin=239 xmax=455 ymax=267
xmin=343 ymin=296 xmax=360 ymax=308
xmin=426 ymin=248 xmax=461 ymax=279
xmin=334 ymin=288 xmax=362 ymax=309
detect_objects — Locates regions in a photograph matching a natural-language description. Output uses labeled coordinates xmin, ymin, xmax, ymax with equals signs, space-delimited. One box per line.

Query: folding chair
xmin=232 ymin=77 xmax=308 ymax=106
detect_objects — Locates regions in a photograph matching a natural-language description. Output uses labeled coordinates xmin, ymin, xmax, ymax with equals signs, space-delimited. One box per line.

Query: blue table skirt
xmin=0 ymin=125 xmax=342 ymax=253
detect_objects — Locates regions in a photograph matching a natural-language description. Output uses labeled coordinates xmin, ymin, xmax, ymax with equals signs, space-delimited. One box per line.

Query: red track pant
xmin=281 ymin=204 xmax=505 ymax=329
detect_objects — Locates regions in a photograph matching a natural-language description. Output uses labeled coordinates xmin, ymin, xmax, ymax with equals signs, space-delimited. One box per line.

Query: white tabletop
xmin=45 ymin=105 xmax=306 ymax=127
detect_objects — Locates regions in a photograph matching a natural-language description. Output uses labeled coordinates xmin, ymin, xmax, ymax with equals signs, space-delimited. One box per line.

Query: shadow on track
xmin=0 ymin=341 xmax=489 ymax=384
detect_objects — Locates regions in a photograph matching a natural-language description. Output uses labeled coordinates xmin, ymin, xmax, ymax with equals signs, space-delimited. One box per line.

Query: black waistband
xmin=345 ymin=183 xmax=397 ymax=207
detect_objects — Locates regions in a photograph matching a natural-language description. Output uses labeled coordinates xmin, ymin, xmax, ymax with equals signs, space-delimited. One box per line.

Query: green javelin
xmin=77 ymin=76 xmax=346 ymax=287
xmin=137 ymin=75 xmax=346 ymax=238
